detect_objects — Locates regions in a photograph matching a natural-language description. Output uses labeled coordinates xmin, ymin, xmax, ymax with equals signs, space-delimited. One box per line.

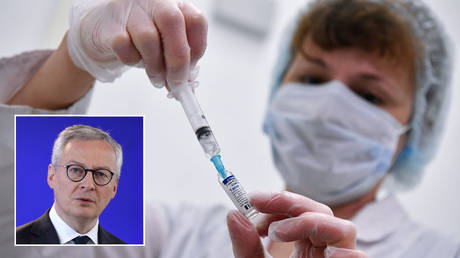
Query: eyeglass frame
xmin=55 ymin=164 xmax=115 ymax=186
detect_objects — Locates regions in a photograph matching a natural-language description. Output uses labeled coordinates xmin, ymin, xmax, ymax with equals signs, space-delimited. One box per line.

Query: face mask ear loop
xmin=389 ymin=126 xmax=411 ymax=167
xmin=399 ymin=125 xmax=411 ymax=135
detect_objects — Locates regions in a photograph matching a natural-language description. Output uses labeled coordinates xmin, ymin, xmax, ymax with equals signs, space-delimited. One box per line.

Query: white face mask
xmin=263 ymin=81 xmax=408 ymax=206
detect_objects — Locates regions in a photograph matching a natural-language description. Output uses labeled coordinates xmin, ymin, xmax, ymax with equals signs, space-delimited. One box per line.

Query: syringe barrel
xmin=173 ymin=85 xmax=221 ymax=158
xmin=174 ymin=85 xmax=209 ymax=131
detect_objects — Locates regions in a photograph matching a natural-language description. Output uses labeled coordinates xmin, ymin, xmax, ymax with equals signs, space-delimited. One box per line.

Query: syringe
xmin=169 ymin=83 xmax=258 ymax=220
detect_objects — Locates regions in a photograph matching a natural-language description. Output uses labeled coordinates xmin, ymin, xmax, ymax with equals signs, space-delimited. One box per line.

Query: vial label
xmin=221 ymin=175 xmax=253 ymax=215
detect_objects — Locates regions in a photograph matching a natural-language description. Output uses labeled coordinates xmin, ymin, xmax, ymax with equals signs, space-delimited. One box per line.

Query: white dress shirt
xmin=49 ymin=204 xmax=99 ymax=244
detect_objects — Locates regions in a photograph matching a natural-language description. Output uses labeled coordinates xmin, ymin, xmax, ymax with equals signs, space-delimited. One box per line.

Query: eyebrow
xmin=357 ymin=73 xmax=383 ymax=83
xmin=67 ymin=160 xmax=113 ymax=171
xmin=67 ymin=160 xmax=86 ymax=167
xmin=299 ymin=49 xmax=328 ymax=68
xmin=354 ymin=73 xmax=399 ymax=101
xmin=299 ymin=48 xmax=402 ymax=101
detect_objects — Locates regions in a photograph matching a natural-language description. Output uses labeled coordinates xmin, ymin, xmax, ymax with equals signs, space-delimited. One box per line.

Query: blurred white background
xmin=2 ymin=0 xmax=459 ymax=239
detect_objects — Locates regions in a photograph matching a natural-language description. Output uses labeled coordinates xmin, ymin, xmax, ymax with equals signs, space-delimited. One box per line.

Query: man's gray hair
xmin=51 ymin=125 xmax=123 ymax=178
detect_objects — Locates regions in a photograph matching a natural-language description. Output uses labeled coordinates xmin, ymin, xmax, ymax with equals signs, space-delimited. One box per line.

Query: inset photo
xmin=15 ymin=116 xmax=144 ymax=245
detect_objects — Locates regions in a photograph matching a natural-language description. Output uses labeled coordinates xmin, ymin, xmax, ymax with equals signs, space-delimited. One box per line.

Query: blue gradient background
xmin=15 ymin=116 xmax=144 ymax=244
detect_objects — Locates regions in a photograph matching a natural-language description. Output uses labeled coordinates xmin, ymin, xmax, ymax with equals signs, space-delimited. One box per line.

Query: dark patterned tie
xmin=72 ymin=235 xmax=91 ymax=244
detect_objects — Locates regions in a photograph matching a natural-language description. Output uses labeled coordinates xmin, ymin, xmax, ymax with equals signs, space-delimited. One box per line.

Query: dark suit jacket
xmin=16 ymin=209 xmax=126 ymax=244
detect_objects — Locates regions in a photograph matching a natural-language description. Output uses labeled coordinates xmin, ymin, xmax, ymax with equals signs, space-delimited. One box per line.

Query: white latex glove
xmin=227 ymin=191 xmax=369 ymax=258
xmin=67 ymin=0 xmax=206 ymax=87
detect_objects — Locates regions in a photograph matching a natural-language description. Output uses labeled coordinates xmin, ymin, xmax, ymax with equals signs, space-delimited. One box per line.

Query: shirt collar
xmin=49 ymin=203 xmax=99 ymax=244
xmin=351 ymin=194 xmax=407 ymax=242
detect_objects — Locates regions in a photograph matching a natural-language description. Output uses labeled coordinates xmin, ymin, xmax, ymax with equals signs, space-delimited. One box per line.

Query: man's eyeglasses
xmin=57 ymin=164 xmax=114 ymax=186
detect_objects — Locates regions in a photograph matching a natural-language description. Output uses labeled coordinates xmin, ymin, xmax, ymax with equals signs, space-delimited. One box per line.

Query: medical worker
xmin=261 ymin=0 xmax=460 ymax=256
xmin=227 ymin=0 xmax=459 ymax=256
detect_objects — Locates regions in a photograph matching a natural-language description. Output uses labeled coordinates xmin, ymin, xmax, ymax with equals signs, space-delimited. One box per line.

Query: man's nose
xmin=79 ymin=172 xmax=96 ymax=190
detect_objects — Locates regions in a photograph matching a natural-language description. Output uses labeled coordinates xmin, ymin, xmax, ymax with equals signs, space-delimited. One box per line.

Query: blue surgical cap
xmin=265 ymin=0 xmax=454 ymax=190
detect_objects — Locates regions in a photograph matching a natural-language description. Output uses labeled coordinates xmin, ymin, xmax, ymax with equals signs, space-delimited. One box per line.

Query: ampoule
xmin=212 ymin=155 xmax=258 ymax=220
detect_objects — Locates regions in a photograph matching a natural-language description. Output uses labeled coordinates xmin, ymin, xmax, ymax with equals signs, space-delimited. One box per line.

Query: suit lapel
xmin=30 ymin=209 xmax=60 ymax=244
xmin=97 ymin=224 xmax=108 ymax=244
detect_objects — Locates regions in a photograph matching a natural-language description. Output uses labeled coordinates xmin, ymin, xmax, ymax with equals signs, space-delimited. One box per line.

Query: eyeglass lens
xmin=67 ymin=165 xmax=112 ymax=186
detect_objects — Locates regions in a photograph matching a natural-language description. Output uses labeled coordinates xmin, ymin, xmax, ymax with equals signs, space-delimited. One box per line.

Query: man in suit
xmin=16 ymin=125 xmax=126 ymax=244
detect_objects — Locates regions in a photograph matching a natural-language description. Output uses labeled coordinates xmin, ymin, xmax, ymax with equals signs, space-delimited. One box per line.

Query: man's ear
xmin=111 ymin=177 xmax=119 ymax=200
xmin=47 ymin=164 xmax=56 ymax=189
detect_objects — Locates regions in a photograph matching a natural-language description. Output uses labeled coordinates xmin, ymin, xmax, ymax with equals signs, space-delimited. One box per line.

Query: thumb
xmin=226 ymin=210 xmax=268 ymax=258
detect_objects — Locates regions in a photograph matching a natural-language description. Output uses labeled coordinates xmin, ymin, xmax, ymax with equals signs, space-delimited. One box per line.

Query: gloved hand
xmin=227 ymin=191 xmax=368 ymax=258
xmin=67 ymin=0 xmax=207 ymax=87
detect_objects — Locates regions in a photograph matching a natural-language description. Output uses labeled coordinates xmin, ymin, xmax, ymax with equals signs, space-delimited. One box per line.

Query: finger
xmin=250 ymin=191 xmax=333 ymax=237
xmin=226 ymin=210 xmax=266 ymax=258
xmin=253 ymin=213 xmax=287 ymax=237
xmin=111 ymin=31 xmax=142 ymax=65
xmin=290 ymin=241 xmax=314 ymax=258
xmin=178 ymin=1 xmax=207 ymax=69
xmin=103 ymin=0 xmax=137 ymax=63
xmin=268 ymin=212 xmax=356 ymax=249
xmin=325 ymin=246 xmax=368 ymax=258
xmin=250 ymin=191 xmax=333 ymax=217
xmin=153 ymin=1 xmax=190 ymax=87
xmin=127 ymin=3 xmax=164 ymax=80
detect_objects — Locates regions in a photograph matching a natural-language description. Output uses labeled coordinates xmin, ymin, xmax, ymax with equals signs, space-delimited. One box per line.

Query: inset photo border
xmin=14 ymin=115 xmax=144 ymax=245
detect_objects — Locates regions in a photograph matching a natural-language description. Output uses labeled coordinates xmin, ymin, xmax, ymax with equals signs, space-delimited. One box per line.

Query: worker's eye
xmin=358 ymin=91 xmax=383 ymax=105
xmin=299 ymin=75 xmax=328 ymax=85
